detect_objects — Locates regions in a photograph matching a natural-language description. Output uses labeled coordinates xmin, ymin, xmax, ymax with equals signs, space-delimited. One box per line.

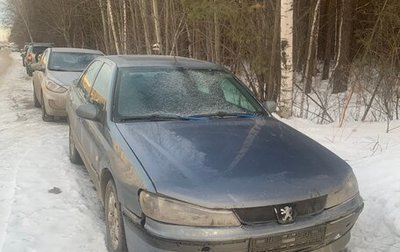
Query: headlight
xmin=45 ymin=81 xmax=67 ymax=93
xmin=325 ymin=172 xmax=359 ymax=209
xmin=139 ymin=191 xmax=241 ymax=227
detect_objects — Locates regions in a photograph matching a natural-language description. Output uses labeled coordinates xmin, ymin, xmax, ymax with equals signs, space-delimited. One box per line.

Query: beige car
xmin=32 ymin=47 xmax=103 ymax=121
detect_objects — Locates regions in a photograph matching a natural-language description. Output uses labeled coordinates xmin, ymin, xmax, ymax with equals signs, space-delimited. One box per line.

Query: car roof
xmin=50 ymin=47 xmax=103 ymax=54
xmin=29 ymin=43 xmax=54 ymax=47
xmin=100 ymin=55 xmax=225 ymax=70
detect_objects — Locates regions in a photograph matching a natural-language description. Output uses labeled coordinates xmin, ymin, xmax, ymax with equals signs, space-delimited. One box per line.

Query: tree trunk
xmin=185 ymin=22 xmax=193 ymax=58
xmin=303 ymin=0 xmax=321 ymax=94
xmin=206 ymin=23 xmax=213 ymax=61
xmin=98 ymin=0 xmax=110 ymax=54
xmin=107 ymin=0 xmax=121 ymax=54
xmin=279 ymin=0 xmax=294 ymax=118
xmin=122 ymin=0 xmax=127 ymax=54
xmin=330 ymin=0 xmax=355 ymax=93
xmin=138 ymin=0 xmax=152 ymax=54
xmin=152 ymin=0 xmax=163 ymax=54
xmin=267 ymin=0 xmax=281 ymax=101
xmin=214 ymin=1 xmax=221 ymax=64
xmin=128 ymin=0 xmax=139 ymax=53
xmin=322 ymin=0 xmax=336 ymax=80
xmin=165 ymin=0 xmax=170 ymax=54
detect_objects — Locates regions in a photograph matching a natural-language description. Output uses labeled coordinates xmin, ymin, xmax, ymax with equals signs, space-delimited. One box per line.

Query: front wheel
xmin=27 ymin=67 xmax=33 ymax=77
xmin=33 ymin=85 xmax=40 ymax=108
xmin=41 ymin=93 xmax=53 ymax=122
xmin=105 ymin=179 xmax=128 ymax=252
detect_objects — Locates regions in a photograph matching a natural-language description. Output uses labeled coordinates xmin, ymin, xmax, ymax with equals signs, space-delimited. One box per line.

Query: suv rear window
xmin=33 ymin=46 xmax=49 ymax=54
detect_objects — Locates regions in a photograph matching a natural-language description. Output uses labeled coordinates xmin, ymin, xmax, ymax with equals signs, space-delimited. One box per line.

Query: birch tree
xmin=98 ymin=0 xmax=110 ymax=54
xmin=107 ymin=0 xmax=120 ymax=54
xmin=279 ymin=0 xmax=294 ymax=118
xmin=122 ymin=0 xmax=127 ymax=54
xmin=152 ymin=0 xmax=163 ymax=54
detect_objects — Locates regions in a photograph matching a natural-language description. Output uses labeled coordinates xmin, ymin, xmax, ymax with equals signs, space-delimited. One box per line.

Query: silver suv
xmin=24 ymin=43 xmax=53 ymax=76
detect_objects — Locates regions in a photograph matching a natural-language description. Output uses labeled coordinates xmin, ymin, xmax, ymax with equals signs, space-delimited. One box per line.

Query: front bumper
xmin=42 ymin=87 xmax=67 ymax=117
xmin=123 ymin=194 xmax=363 ymax=252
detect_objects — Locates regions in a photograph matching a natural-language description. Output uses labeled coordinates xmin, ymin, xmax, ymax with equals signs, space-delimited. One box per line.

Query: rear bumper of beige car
xmin=42 ymin=87 xmax=67 ymax=117
xmin=123 ymin=194 xmax=363 ymax=252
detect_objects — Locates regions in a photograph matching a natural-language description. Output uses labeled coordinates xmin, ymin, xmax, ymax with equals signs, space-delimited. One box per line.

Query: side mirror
xmin=263 ymin=101 xmax=277 ymax=113
xmin=76 ymin=104 xmax=100 ymax=121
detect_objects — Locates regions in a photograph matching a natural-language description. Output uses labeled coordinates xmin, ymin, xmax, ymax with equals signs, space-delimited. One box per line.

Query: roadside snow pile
xmin=283 ymin=118 xmax=400 ymax=252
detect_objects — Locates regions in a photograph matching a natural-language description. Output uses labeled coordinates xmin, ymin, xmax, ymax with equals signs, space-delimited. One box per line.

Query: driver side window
xmin=221 ymin=79 xmax=256 ymax=112
xmin=77 ymin=61 xmax=103 ymax=99
xmin=89 ymin=63 xmax=112 ymax=110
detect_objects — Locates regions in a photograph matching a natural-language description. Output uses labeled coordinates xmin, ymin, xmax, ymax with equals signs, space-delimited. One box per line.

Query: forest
xmin=2 ymin=0 xmax=400 ymax=127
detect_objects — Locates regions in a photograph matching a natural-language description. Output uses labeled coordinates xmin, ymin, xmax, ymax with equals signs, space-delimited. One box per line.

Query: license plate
xmin=251 ymin=225 xmax=326 ymax=252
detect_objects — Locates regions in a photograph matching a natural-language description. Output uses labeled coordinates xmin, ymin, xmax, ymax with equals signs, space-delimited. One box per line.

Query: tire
xmin=69 ymin=126 xmax=82 ymax=164
xmin=105 ymin=179 xmax=128 ymax=252
xmin=33 ymin=85 xmax=40 ymax=108
xmin=41 ymin=93 xmax=53 ymax=122
xmin=27 ymin=68 xmax=33 ymax=77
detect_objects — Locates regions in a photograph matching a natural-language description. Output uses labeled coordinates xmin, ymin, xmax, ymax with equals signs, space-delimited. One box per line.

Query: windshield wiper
xmin=188 ymin=111 xmax=259 ymax=119
xmin=119 ymin=114 xmax=192 ymax=122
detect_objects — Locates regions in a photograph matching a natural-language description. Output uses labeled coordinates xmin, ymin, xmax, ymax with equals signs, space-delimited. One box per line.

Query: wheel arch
xmin=100 ymin=168 xmax=114 ymax=205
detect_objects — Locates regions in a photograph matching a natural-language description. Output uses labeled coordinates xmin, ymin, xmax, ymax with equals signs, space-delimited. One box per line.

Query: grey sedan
xmin=66 ymin=55 xmax=363 ymax=252
xmin=32 ymin=47 xmax=103 ymax=121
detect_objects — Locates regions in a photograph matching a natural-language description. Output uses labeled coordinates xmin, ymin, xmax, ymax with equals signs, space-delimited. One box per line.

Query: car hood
xmin=116 ymin=117 xmax=352 ymax=209
xmin=47 ymin=70 xmax=81 ymax=86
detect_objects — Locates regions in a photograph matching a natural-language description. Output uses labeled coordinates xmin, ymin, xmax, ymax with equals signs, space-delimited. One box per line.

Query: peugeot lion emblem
xmin=274 ymin=205 xmax=295 ymax=224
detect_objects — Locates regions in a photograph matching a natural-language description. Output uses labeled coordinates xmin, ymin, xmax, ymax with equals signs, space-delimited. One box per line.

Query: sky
xmin=0 ymin=0 xmax=10 ymax=42
xmin=0 ymin=27 xmax=10 ymax=41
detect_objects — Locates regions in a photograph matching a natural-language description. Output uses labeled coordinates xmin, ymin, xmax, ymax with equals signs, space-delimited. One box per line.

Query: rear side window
xmin=89 ymin=63 xmax=112 ymax=109
xmin=78 ymin=61 xmax=103 ymax=98
xmin=33 ymin=46 xmax=48 ymax=54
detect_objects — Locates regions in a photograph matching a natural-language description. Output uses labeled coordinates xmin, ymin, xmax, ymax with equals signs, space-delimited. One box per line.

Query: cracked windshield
xmin=0 ymin=0 xmax=399 ymax=252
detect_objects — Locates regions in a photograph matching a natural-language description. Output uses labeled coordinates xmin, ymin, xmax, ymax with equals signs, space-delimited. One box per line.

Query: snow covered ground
xmin=0 ymin=50 xmax=107 ymax=251
xmin=0 ymin=50 xmax=399 ymax=251
xmin=282 ymin=118 xmax=400 ymax=252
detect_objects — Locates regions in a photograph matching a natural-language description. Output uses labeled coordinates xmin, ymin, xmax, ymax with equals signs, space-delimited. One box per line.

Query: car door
xmin=68 ymin=60 xmax=104 ymax=164
xmin=80 ymin=63 xmax=113 ymax=179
